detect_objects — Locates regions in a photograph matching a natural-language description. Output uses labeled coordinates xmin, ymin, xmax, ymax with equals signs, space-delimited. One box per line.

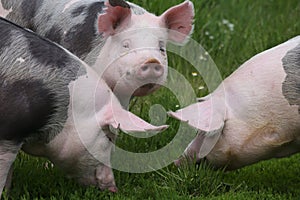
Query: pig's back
xmin=225 ymin=36 xmax=300 ymax=88
xmin=222 ymin=36 xmax=300 ymax=136
xmin=2 ymin=0 xmax=106 ymax=59
xmin=223 ymin=36 xmax=300 ymax=108
xmin=34 ymin=0 xmax=106 ymax=59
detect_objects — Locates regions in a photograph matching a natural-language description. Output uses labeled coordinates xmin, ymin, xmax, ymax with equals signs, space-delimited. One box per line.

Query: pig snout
xmin=96 ymin=165 xmax=117 ymax=193
xmin=136 ymin=59 xmax=164 ymax=80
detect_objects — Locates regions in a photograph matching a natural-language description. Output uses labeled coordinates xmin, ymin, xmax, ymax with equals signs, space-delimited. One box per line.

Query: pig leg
xmin=174 ymin=130 xmax=222 ymax=167
xmin=0 ymin=141 xmax=21 ymax=198
xmin=4 ymin=165 xmax=13 ymax=193
xmin=174 ymin=132 xmax=205 ymax=166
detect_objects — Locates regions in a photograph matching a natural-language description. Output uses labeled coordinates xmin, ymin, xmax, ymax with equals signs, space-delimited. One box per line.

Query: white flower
xmin=222 ymin=19 xmax=235 ymax=32
xmin=228 ymin=23 xmax=235 ymax=31
xmin=192 ymin=72 xmax=198 ymax=77
xmin=222 ymin=19 xmax=229 ymax=24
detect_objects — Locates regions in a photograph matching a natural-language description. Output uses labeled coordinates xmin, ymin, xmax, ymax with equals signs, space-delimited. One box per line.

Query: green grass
xmin=3 ymin=0 xmax=300 ymax=199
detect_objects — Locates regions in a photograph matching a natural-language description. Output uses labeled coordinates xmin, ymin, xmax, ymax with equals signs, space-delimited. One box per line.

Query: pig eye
xmin=122 ymin=40 xmax=130 ymax=49
xmin=104 ymin=130 xmax=117 ymax=143
xmin=102 ymin=127 xmax=117 ymax=143
xmin=159 ymin=41 xmax=166 ymax=54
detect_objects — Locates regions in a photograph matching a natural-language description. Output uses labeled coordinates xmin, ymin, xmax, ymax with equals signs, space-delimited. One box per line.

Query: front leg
xmin=0 ymin=141 xmax=21 ymax=199
xmin=174 ymin=129 xmax=223 ymax=166
xmin=174 ymin=132 xmax=206 ymax=166
xmin=4 ymin=165 xmax=13 ymax=193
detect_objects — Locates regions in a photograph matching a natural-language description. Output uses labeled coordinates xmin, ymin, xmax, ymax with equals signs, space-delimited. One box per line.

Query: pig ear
xmin=97 ymin=1 xmax=132 ymax=37
xmin=168 ymin=100 xmax=225 ymax=133
xmin=160 ymin=1 xmax=195 ymax=44
xmin=99 ymin=100 xmax=168 ymax=134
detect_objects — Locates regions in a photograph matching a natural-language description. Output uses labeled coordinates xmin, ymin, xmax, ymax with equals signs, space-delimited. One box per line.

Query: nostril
xmin=142 ymin=65 xmax=149 ymax=72
xmin=137 ymin=63 xmax=164 ymax=79
xmin=155 ymin=65 xmax=162 ymax=72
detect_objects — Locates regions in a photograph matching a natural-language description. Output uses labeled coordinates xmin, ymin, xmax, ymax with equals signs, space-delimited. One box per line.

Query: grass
xmin=3 ymin=0 xmax=300 ymax=199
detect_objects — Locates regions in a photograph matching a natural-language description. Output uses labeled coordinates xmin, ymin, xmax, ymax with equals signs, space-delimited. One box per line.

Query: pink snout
xmin=137 ymin=59 xmax=164 ymax=80
xmin=96 ymin=165 xmax=118 ymax=193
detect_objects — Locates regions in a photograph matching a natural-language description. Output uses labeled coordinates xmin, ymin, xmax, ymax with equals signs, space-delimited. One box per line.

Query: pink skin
xmin=92 ymin=1 xmax=194 ymax=97
xmin=169 ymin=36 xmax=300 ymax=170
xmin=0 ymin=2 xmax=12 ymax=18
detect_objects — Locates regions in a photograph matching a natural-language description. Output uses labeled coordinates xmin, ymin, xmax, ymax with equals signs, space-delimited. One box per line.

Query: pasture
xmin=3 ymin=0 xmax=300 ymax=199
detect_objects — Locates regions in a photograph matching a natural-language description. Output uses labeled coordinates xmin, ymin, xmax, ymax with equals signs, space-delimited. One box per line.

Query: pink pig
xmin=169 ymin=36 xmax=300 ymax=170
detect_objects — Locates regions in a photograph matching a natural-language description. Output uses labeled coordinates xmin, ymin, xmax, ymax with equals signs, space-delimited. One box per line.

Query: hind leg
xmin=0 ymin=141 xmax=21 ymax=199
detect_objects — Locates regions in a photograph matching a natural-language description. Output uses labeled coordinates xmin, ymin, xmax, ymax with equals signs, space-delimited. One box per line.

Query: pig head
xmin=169 ymin=36 xmax=300 ymax=170
xmin=92 ymin=0 xmax=195 ymax=98
xmin=0 ymin=0 xmax=195 ymax=98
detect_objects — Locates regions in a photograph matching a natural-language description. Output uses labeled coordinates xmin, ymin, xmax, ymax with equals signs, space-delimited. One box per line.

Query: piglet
xmin=169 ymin=36 xmax=300 ymax=170
xmin=0 ymin=17 xmax=168 ymax=197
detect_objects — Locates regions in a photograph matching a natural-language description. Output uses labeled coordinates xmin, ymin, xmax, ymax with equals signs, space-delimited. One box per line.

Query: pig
xmin=169 ymin=36 xmax=300 ymax=170
xmin=0 ymin=0 xmax=195 ymax=99
xmin=0 ymin=17 xmax=168 ymax=197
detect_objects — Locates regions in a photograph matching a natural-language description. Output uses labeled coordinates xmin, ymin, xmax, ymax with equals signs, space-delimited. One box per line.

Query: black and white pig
xmin=0 ymin=17 xmax=168 ymax=197
xmin=169 ymin=36 xmax=300 ymax=170
xmin=0 ymin=0 xmax=195 ymax=98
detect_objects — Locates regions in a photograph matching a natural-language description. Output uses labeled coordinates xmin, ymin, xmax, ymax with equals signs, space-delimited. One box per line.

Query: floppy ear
xmin=97 ymin=1 xmax=132 ymax=37
xmin=98 ymin=97 xmax=168 ymax=134
xmin=160 ymin=1 xmax=195 ymax=44
xmin=168 ymin=99 xmax=225 ymax=133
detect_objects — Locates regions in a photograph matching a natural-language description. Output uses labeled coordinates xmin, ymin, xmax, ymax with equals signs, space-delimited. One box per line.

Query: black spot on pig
xmin=45 ymin=26 xmax=63 ymax=44
xmin=21 ymin=0 xmax=43 ymax=30
xmin=282 ymin=43 xmax=300 ymax=114
xmin=65 ymin=1 xmax=105 ymax=58
xmin=71 ymin=5 xmax=86 ymax=18
xmin=1 ymin=17 xmax=81 ymax=77
xmin=109 ymin=0 xmax=130 ymax=8
xmin=26 ymin=30 xmax=72 ymax=69
xmin=0 ymin=18 xmax=85 ymax=143
xmin=0 ymin=78 xmax=55 ymax=142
